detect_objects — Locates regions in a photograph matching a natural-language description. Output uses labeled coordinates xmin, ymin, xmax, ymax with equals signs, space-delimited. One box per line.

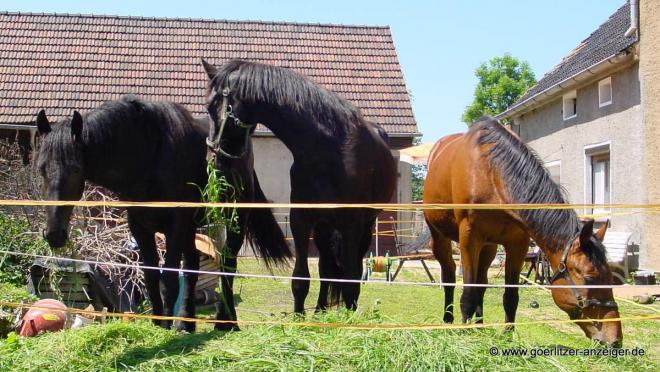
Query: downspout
xmin=625 ymin=0 xmax=639 ymax=38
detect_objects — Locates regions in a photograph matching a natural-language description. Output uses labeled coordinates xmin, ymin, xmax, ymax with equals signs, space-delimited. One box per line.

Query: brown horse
xmin=423 ymin=117 xmax=622 ymax=346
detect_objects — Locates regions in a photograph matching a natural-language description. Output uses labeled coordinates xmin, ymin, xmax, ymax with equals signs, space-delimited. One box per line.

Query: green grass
xmin=0 ymin=259 xmax=658 ymax=371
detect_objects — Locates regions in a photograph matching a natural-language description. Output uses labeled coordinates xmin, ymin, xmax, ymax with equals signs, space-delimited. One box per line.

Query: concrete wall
xmin=512 ymin=63 xmax=647 ymax=268
xmin=640 ymin=0 xmax=660 ymax=271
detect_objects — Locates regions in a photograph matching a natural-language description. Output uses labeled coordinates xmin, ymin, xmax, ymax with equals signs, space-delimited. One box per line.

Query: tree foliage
xmin=462 ymin=54 xmax=536 ymax=125
xmin=410 ymin=137 xmax=426 ymax=202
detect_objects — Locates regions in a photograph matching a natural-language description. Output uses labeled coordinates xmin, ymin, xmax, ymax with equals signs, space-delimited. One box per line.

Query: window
xmin=585 ymin=143 xmax=611 ymax=215
xmin=545 ymin=160 xmax=561 ymax=186
xmin=599 ymin=77 xmax=612 ymax=107
xmin=563 ymin=90 xmax=577 ymax=120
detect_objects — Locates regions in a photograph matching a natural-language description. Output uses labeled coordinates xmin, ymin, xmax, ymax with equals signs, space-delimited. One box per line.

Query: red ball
xmin=19 ymin=299 xmax=68 ymax=337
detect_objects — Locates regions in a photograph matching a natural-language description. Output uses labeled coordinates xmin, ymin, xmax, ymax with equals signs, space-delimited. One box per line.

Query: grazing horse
xmin=35 ymin=96 xmax=290 ymax=332
xmin=423 ymin=117 xmax=622 ymax=346
xmin=201 ymin=59 xmax=397 ymax=313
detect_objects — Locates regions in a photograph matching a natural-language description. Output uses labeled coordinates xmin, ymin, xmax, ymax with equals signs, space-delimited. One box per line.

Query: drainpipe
xmin=625 ymin=0 xmax=639 ymax=38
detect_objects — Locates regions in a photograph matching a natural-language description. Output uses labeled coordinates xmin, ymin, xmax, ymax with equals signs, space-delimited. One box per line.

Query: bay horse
xmin=423 ymin=117 xmax=622 ymax=346
xmin=201 ymin=59 xmax=397 ymax=313
xmin=35 ymin=96 xmax=290 ymax=332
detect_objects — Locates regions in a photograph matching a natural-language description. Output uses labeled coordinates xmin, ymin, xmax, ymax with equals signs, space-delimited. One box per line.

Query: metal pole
xmin=375 ymin=216 xmax=379 ymax=256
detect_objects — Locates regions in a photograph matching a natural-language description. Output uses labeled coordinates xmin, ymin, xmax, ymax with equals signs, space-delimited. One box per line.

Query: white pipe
xmin=375 ymin=216 xmax=379 ymax=256
xmin=625 ymin=0 xmax=639 ymax=38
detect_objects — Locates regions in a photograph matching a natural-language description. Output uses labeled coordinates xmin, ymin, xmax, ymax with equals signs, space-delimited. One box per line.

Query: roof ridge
xmin=0 ymin=10 xmax=390 ymax=30
xmin=502 ymin=1 xmax=635 ymax=115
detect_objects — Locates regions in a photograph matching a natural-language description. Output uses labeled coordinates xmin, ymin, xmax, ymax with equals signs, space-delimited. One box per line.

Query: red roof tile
xmin=0 ymin=12 xmax=417 ymax=134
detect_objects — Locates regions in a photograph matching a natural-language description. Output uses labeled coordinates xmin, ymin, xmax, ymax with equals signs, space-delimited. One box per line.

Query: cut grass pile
xmin=0 ymin=258 xmax=658 ymax=371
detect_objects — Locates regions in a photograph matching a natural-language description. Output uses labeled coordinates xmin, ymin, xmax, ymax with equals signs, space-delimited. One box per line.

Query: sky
xmin=4 ymin=0 xmax=627 ymax=143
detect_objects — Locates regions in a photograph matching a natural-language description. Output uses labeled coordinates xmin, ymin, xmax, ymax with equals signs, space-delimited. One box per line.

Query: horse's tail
xmin=244 ymin=170 xmax=292 ymax=267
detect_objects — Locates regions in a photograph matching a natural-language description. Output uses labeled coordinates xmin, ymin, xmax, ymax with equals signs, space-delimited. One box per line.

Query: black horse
xmin=202 ymin=59 xmax=397 ymax=313
xmin=35 ymin=96 xmax=290 ymax=331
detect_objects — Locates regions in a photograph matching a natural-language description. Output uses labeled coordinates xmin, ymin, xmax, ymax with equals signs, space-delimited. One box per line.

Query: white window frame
xmin=598 ymin=77 xmax=613 ymax=108
xmin=563 ymin=90 xmax=577 ymax=121
xmin=545 ymin=160 xmax=561 ymax=186
xmin=583 ymin=141 xmax=612 ymax=217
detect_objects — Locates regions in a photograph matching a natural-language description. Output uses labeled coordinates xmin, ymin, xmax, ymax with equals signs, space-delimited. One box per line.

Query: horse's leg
xmin=340 ymin=218 xmax=373 ymax=310
xmin=313 ymin=222 xmax=336 ymax=312
xmin=291 ymin=209 xmax=313 ymax=314
xmin=474 ymin=243 xmax=498 ymax=323
xmin=214 ymin=221 xmax=243 ymax=332
xmin=128 ymin=215 xmax=163 ymax=327
xmin=502 ymin=240 xmax=527 ymax=331
xmin=458 ymin=220 xmax=484 ymax=323
xmin=175 ymin=218 xmax=199 ymax=333
xmin=429 ymin=226 xmax=456 ymax=323
xmin=161 ymin=228 xmax=185 ymax=330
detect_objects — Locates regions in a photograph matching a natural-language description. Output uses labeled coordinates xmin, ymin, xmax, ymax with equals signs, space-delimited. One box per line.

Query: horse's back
xmin=422 ymin=133 xmax=467 ymax=238
xmin=423 ymin=123 xmax=529 ymax=244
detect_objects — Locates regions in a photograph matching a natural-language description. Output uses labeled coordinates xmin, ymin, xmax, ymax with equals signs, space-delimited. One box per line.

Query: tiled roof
xmin=0 ymin=12 xmax=418 ymax=135
xmin=511 ymin=2 xmax=637 ymax=107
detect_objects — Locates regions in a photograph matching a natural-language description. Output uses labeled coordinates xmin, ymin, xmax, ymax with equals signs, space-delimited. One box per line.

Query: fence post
xmin=375 ymin=216 xmax=379 ymax=257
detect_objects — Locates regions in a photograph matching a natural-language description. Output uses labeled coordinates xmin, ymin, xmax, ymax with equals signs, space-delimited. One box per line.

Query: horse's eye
xmin=583 ymin=276 xmax=595 ymax=285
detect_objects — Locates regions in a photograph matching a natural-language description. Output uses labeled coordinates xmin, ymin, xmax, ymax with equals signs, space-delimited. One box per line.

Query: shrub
xmin=0 ymin=213 xmax=49 ymax=286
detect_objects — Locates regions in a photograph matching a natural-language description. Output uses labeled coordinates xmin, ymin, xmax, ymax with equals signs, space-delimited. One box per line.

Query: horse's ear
xmin=593 ymin=220 xmax=608 ymax=242
xmin=201 ymin=58 xmax=218 ymax=80
xmin=579 ymin=219 xmax=595 ymax=247
xmin=71 ymin=111 xmax=83 ymax=142
xmin=36 ymin=110 xmax=51 ymax=135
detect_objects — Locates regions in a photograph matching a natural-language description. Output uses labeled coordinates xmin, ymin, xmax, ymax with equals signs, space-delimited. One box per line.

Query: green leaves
xmin=462 ymin=54 xmax=537 ymax=125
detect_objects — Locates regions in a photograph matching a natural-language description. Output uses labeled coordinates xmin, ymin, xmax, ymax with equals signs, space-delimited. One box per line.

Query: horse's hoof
xmin=214 ymin=323 xmax=240 ymax=332
xmin=292 ymin=311 xmax=306 ymax=321
xmin=175 ymin=320 xmax=196 ymax=333
xmin=443 ymin=314 xmax=454 ymax=324
xmin=154 ymin=319 xmax=173 ymax=329
xmin=214 ymin=322 xmax=240 ymax=332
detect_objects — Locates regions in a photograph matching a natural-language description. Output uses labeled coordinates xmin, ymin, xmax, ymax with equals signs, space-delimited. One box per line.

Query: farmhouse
xmin=0 ymin=12 xmax=420 ymax=254
xmin=497 ymin=0 xmax=660 ymax=272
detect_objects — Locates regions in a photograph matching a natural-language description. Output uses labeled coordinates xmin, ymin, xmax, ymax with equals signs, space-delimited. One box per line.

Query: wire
xmin=5 ymin=198 xmax=660 ymax=210
xmin=2 ymin=249 xmax=658 ymax=290
xmin=1 ymin=300 xmax=657 ymax=331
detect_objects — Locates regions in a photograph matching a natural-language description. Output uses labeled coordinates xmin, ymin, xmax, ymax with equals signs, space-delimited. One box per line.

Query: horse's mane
xmin=473 ymin=117 xmax=582 ymax=253
xmin=208 ymin=59 xmax=362 ymax=138
xmin=38 ymin=95 xmax=196 ymax=173
xmin=84 ymin=95 xmax=194 ymax=147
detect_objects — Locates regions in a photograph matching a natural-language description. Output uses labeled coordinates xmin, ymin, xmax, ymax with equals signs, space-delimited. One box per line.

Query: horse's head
xmin=549 ymin=219 xmax=622 ymax=347
xmin=35 ymin=110 xmax=85 ymax=248
xmin=201 ymin=58 xmax=257 ymax=159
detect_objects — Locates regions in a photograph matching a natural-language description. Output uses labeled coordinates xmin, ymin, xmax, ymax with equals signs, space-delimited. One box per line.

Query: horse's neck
xmin=83 ymin=150 xmax=133 ymax=195
xmin=82 ymin=125 xmax=153 ymax=197
xmin=503 ymin=202 xmax=577 ymax=274
xmin=261 ymin=114 xmax=345 ymax=160
xmin=531 ymin=234 xmax=571 ymax=272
